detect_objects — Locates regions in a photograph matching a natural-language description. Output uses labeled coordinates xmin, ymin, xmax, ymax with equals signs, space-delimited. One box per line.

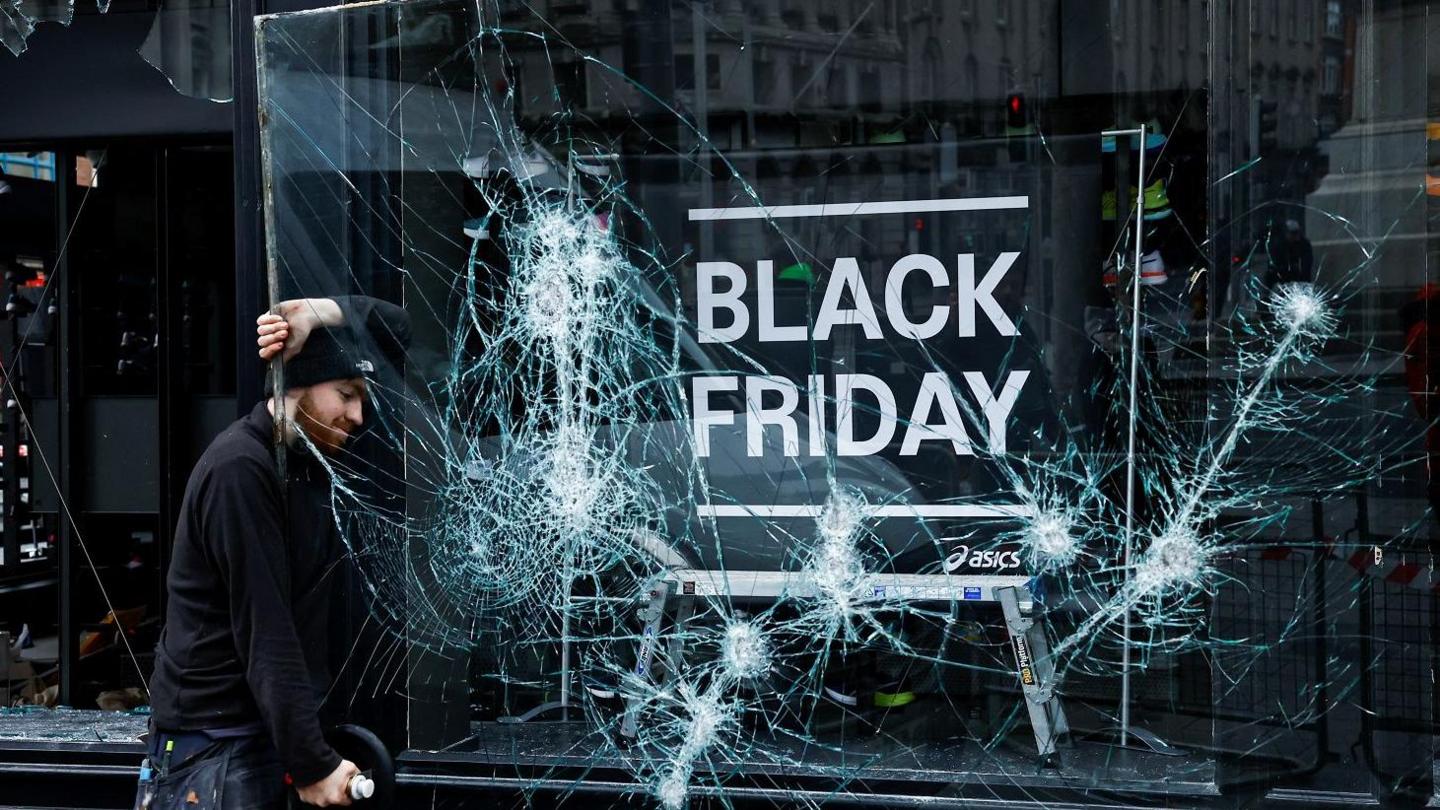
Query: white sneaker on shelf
xmin=1140 ymin=249 xmax=1168 ymax=285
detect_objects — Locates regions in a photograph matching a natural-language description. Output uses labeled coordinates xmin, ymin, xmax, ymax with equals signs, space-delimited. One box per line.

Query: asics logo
xmin=943 ymin=544 xmax=1022 ymax=572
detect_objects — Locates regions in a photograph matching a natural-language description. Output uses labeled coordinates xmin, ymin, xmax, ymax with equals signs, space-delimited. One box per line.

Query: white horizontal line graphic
xmin=687 ymin=196 xmax=1030 ymax=221
xmin=697 ymin=504 xmax=1032 ymax=518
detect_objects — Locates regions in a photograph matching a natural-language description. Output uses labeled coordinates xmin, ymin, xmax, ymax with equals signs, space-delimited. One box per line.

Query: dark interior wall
xmin=0 ymin=9 xmax=232 ymax=142
xmin=0 ymin=0 xmax=344 ymax=711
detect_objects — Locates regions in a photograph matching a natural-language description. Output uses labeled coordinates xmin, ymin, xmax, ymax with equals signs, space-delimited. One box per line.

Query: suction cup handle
xmin=348 ymin=773 xmax=375 ymax=801
xmin=326 ymin=724 xmax=393 ymax=809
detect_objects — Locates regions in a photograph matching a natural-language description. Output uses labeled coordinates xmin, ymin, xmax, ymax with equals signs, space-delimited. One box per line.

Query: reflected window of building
xmin=780 ymin=3 xmax=803 ymax=29
xmin=754 ymin=57 xmax=775 ymax=106
xmin=859 ymin=66 xmax=881 ymax=113
xmin=921 ymin=38 xmax=941 ymax=102
xmin=1176 ymin=0 xmax=1189 ymax=53
xmin=675 ymin=54 xmax=721 ymax=92
xmin=1326 ymin=0 xmax=1343 ymax=36
xmin=851 ymin=0 xmax=873 ymax=33
xmin=790 ymin=57 xmax=806 ymax=105
xmin=827 ymin=64 xmax=848 ymax=107
xmin=554 ymin=58 xmax=586 ymax=108
xmin=1323 ymin=56 xmax=1341 ymax=95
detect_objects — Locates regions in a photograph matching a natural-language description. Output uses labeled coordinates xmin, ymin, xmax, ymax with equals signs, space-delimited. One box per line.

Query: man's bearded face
xmin=294 ymin=379 xmax=365 ymax=455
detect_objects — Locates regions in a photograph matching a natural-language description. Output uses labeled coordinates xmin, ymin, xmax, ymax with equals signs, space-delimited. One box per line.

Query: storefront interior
xmin=2 ymin=1 xmax=1438 ymax=807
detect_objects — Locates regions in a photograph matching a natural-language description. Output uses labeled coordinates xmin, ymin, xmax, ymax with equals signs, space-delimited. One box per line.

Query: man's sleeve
xmin=206 ymin=457 xmax=342 ymax=786
xmin=330 ymin=295 xmax=412 ymax=366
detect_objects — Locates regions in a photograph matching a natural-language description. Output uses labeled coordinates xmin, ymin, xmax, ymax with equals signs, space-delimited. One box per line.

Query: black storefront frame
xmin=2 ymin=1 xmax=1438 ymax=808
xmin=248 ymin=0 xmax=1438 ymax=806
xmin=0 ymin=3 xmax=338 ymax=805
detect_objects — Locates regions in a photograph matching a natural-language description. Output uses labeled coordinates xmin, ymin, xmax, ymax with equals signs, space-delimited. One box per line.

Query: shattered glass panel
xmin=257 ymin=1 xmax=1439 ymax=805
xmin=139 ymin=0 xmax=233 ymax=102
xmin=3 ymin=0 xmax=231 ymax=105
xmin=0 ymin=707 xmax=146 ymax=745
xmin=1 ymin=0 xmax=109 ymax=56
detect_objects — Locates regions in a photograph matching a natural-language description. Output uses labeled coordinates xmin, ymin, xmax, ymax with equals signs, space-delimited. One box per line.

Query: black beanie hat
xmin=266 ymin=296 xmax=411 ymax=394
xmin=282 ymin=326 xmax=376 ymax=389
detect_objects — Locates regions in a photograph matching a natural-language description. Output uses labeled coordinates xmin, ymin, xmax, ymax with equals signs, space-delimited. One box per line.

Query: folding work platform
xmin=626 ymin=568 xmax=1071 ymax=759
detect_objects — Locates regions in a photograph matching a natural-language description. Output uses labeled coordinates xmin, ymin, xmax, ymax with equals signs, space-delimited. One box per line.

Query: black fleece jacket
xmin=147 ymin=296 xmax=409 ymax=785
xmin=148 ymin=401 xmax=344 ymax=784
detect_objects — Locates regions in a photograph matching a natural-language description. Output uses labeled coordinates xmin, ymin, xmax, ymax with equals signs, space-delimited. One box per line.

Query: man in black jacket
xmin=138 ymin=296 xmax=409 ymax=809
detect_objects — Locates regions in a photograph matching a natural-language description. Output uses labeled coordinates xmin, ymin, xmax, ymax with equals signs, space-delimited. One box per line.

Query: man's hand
xmin=257 ymin=298 xmax=343 ymax=362
xmin=296 ymin=758 xmax=360 ymax=807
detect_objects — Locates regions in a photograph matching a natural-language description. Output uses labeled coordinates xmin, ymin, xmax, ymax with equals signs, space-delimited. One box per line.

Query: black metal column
xmin=155 ymin=148 xmax=174 ymax=622
xmin=0 ymin=317 xmax=18 ymax=578
xmin=233 ymin=0 xmax=267 ymax=416
xmin=54 ymin=149 xmax=78 ymax=706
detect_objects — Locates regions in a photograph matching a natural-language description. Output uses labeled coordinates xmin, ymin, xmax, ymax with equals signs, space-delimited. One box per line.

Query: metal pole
xmin=1 ymin=631 xmax=8 ymax=706
xmin=253 ymin=13 xmax=287 ymax=481
xmin=1118 ymin=125 xmax=1146 ymax=746
xmin=54 ymin=149 xmax=76 ymax=707
xmin=693 ymin=1 xmax=712 ymax=265
xmin=2 ymin=314 xmax=20 ymax=578
xmin=1310 ymin=498 xmax=1329 ymax=760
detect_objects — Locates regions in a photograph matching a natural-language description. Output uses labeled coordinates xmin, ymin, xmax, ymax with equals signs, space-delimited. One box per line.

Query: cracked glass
xmin=256 ymin=1 xmax=1439 ymax=805
xmin=3 ymin=0 xmax=232 ymax=104
xmin=0 ymin=0 xmax=110 ymax=57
